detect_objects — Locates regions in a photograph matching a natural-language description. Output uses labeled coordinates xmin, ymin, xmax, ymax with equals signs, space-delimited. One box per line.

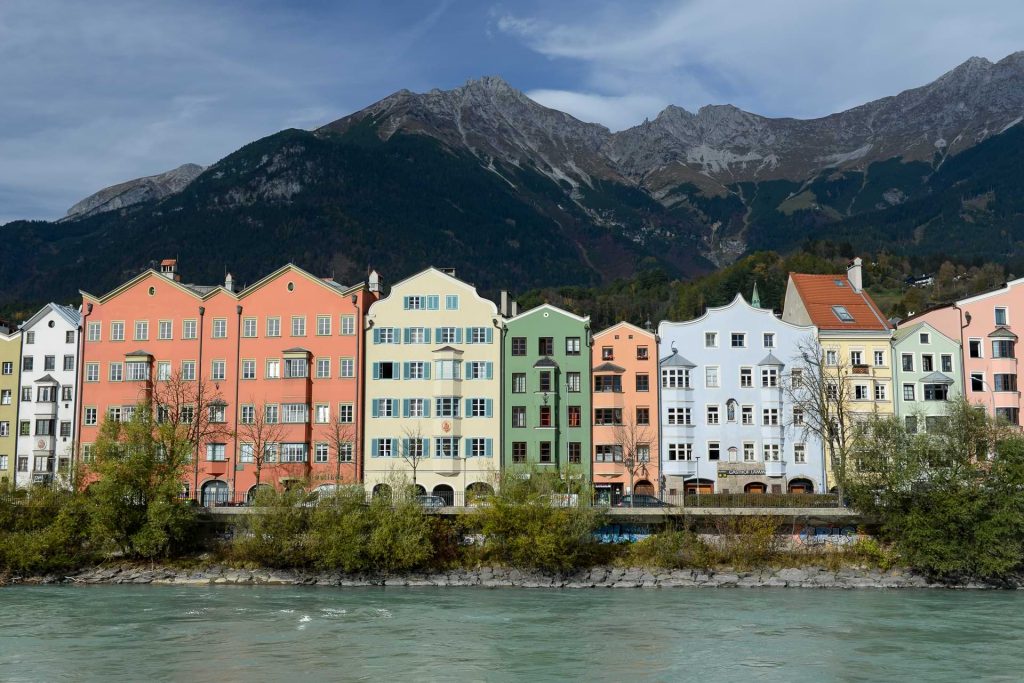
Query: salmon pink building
xmin=78 ymin=260 xmax=379 ymax=505
xmin=591 ymin=322 xmax=659 ymax=504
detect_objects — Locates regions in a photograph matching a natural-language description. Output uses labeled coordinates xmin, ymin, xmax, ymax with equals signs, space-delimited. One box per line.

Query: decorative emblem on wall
xmin=37 ymin=439 xmax=46 ymax=449
xmin=442 ymin=421 xmax=451 ymax=433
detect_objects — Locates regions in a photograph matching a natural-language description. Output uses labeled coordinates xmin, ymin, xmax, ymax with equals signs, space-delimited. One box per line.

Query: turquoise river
xmin=0 ymin=585 xmax=1021 ymax=682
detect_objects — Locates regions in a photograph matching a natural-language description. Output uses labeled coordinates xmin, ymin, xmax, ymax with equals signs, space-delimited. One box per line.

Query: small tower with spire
xmin=751 ymin=281 xmax=762 ymax=309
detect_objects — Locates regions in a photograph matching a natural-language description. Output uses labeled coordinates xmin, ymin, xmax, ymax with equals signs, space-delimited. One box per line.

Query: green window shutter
xmin=435 ymin=327 xmax=443 ymax=342
xmin=391 ymin=362 xmax=400 ymax=379
xmin=402 ymin=438 xmax=410 ymax=455
xmin=464 ymin=327 xmax=473 ymax=344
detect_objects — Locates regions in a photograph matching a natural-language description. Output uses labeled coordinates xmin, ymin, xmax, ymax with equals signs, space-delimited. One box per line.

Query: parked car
xmin=614 ymin=494 xmax=668 ymax=508
xmin=416 ymin=495 xmax=448 ymax=509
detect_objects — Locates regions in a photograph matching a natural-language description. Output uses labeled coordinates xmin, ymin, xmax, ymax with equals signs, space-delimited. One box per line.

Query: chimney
xmin=511 ymin=301 xmax=519 ymax=317
xmin=847 ymin=257 xmax=863 ymax=293
xmin=368 ymin=270 xmax=382 ymax=294
xmin=440 ymin=267 xmax=456 ymax=277
xmin=224 ymin=273 xmax=234 ymax=292
xmin=500 ymin=290 xmax=509 ymax=317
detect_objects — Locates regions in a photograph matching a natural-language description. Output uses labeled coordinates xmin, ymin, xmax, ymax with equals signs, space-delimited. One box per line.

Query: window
xmin=731 ymin=332 xmax=746 ymax=348
xmin=628 ymin=374 xmax=647 ymax=394
xmin=921 ymin=354 xmax=934 ymax=372
xmin=208 ymin=403 xmax=226 ymax=423
xmin=446 ymin=295 xmax=459 ymax=310
xmin=0 ymin=390 xmax=9 ymax=405
xmin=291 ymin=316 xmax=306 ymax=337
xmin=509 ymin=372 xmax=525 ymax=394
xmin=902 ymin=354 xmax=914 ymax=372
xmin=762 ymin=408 xmax=779 ymax=426
xmin=662 ymin=368 xmax=691 ymax=389
xmin=794 ymin=443 xmax=806 ymax=463
xmin=636 ymin=407 xmax=650 ymax=425
xmin=874 ymin=350 xmax=885 ymax=366
xmin=180 ymin=405 xmax=194 ymax=424
xmin=1 ymin=361 xmax=10 ymax=375
xmin=667 ymin=443 xmax=692 ymax=461
xmin=705 ymin=367 xmax=719 ymax=388
xmin=595 ymin=445 xmax=623 ymax=463
xmin=941 ymin=355 xmax=953 ymax=373
xmin=761 ymin=367 xmax=778 ymax=387
xmin=281 ymin=443 xmax=308 ymax=463
xmin=337 ymin=443 xmax=354 ymax=462
xmin=434 ymin=360 xmax=460 ymax=380
xmin=21 ymin=387 xmax=31 ymax=402
xmin=539 ymin=405 xmax=552 ymax=427
xmin=63 ymin=355 xmax=75 ymax=371
xmin=832 ymin=305 xmax=854 ymax=322
xmin=338 ymin=404 xmax=354 ymax=423
xmin=511 ymin=337 xmax=526 ymax=356
xmin=313 ymin=443 xmax=330 ymax=464
xmin=240 ymin=360 xmax=255 ymax=380
xmin=19 ymin=421 xmax=30 ymax=436
xmin=211 ymin=359 xmax=226 ymax=381
xmin=568 ymin=442 xmax=582 ymax=464
xmin=996 ymin=307 xmax=1008 ymax=326
xmin=763 ymin=443 xmax=781 ymax=462
xmin=874 ymin=384 xmax=887 ymax=401
xmin=739 ymin=405 xmax=752 ymax=425
xmin=85 ymin=363 xmax=99 ymax=382
xmin=282 ymin=403 xmax=309 ymax=423
xmin=854 ymin=384 xmax=869 ymax=400
xmin=265 ymin=404 xmax=279 ymax=423
xmin=538 ymin=442 xmax=552 ymax=463
xmin=594 ymin=408 xmax=622 ymax=426
xmin=206 ymin=444 xmax=226 ymax=461
xmin=315 ymin=404 xmax=330 ymax=423
xmin=850 ymin=350 xmax=863 ymax=366
xmin=469 ymin=398 xmax=491 ymax=418
xmin=637 ymin=346 xmax=649 ymax=360
xmin=538 ymin=337 xmax=554 ymax=355
xmin=512 ymin=442 xmax=527 ymax=463
xmin=435 ymin=396 xmax=459 ymax=418
xmin=740 ymin=367 xmax=753 ymax=388
xmin=284 ymin=358 xmax=308 ymax=378
xmin=994 ymin=374 xmax=1018 ymax=392
xmin=241 ymin=405 xmax=255 ymax=424
xmin=239 ymin=443 xmax=254 ymax=463
xmin=207 ymin=318 xmax=226 ymax=339
xmin=63 ymin=386 xmax=73 ymax=402
xmin=266 ymin=317 xmax=281 ymax=337
xmin=25 ymin=331 xmax=35 ymax=344
xmin=512 ymin=406 xmax=526 ymax=428
xmin=242 ymin=318 xmax=257 ymax=338
xmin=340 ymin=358 xmax=355 ymax=378
xmin=466 ymin=361 xmax=491 ymax=380
xmin=84 ymin=407 xmax=97 ymax=425
xmin=567 ymin=405 xmax=581 ymax=427
xmin=110 ymin=321 xmax=125 ymax=341
xmin=134 ymin=320 xmax=149 ymax=341
xmin=565 ymin=337 xmax=581 ymax=355
xmin=924 ymin=384 xmax=949 ymax=401
xmin=903 ymin=384 xmax=915 ymax=401
xmin=43 ymin=355 xmax=55 ymax=371
xmin=594 ymin=375 xmax=622 ymax=393
xmin=437 ymin=327 xmax=459 ymax=344
xmin=995 ymin=408 xmax=1020 ymax=426
xmin=316 ymin=315 xmax=331 ymax=336
xmin=706 ymin=405 xmax=720 ymax=425
xmin=435 ymin=437 xmax=458 ymax=459
xmin=87 ymin=322 xmax=101 ymax=341
xmin=341 ymin=315 xmax=355 ymax=336
xmin=182 ymin=319 xmax=197 ymax=340
xmin=262 ymin=443 xmax=278 ymax=462
xmin=971 ymin=373 xmax=985 ymax=391
xmin=708 ymin=442 xmax=720 ymax=461
xmin=37 ymin=385 xmax=55 ymax=402
xmin=993 ymin=340 xmax=1016 ymax=359
xmin=792 ymin=408 xmax=804 ymax=426
xmin=316 ymin=358 xmax=331 ymax=379
xmin=601 ymin=346 xmax=614 ymax=361
xmin=126 ymin=361 xmax=149 ymax=381
xmin=538 ymin=371 xmax=552 ymax=392
xmin=109 ymin=363 xmax=123 ymax=382
xmin=266 ymin=359 xmax=280 ymax=379
xmin=742 ymin=442 xmax=756 ymax=462
xmin=666 ymin=407 xmax=691 ymax=426
xmin=566 ymin=372 xmax=581 ymax=392
xmin=969 ymin=339 xmax=982 ymax=358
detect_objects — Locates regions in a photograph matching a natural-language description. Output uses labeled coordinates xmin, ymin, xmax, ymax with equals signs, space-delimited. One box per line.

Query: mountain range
xmin=2 ymin=51 xmax=1023 ymax=306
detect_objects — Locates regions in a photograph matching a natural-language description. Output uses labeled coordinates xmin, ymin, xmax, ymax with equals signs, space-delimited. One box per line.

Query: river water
xmin=0 ymin=585 xmax=1021 ymax=682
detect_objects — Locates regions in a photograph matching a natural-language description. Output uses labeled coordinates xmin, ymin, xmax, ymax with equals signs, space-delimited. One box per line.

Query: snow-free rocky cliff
xmin=62 ymin=163 xmax=205 ymax=221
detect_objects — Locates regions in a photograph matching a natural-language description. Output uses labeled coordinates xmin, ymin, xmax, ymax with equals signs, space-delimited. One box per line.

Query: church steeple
xmin=751 ymin=281 xmax=761 ymax=308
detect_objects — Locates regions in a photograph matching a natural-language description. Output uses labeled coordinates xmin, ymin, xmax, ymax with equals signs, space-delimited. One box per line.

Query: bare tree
xmin=398 ymin=424 xmax=427 ymax=490
xmin=320 ymin=417 xmax=356 ymax=486
xmin=612 ymin=414 xmax=654 ymax=507
xmin=237 ymin=400 xmax=286 ymax=490
xmin=784 ymin=336 xmax=856 ymax=502
xmin=150 ymin=369 xmax=230 ymax=499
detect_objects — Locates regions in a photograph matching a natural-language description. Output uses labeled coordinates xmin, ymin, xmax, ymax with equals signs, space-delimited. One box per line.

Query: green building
xmin=502 ymin=304 xmax=592 ymax=483
xmin=892 ymin=321 xmax=963 ymax=433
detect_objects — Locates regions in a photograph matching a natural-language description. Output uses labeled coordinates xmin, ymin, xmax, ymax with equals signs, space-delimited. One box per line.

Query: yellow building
xmin=0 ymin=323 xmax=21 ymax=487
xmin=782 ymin=258 xmax=894 ymax=489
xmin=362 ymin=268 xmax=503 ymax=504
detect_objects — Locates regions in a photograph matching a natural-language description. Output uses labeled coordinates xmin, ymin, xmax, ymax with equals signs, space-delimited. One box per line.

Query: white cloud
xmin=526 ymin=90 xmax=667 ymax=130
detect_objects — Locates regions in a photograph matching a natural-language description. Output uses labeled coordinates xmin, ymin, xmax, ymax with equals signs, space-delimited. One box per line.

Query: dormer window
xmin=832 ymin=305 xmax=855 ymax=323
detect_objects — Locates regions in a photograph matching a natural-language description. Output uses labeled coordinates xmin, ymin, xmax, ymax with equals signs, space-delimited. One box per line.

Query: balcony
xmin=667 ymin=459 xmax=698 ymax=477
xmin=852 ymin=365 xmax=870 ymax=375
xmin=33 ymin=401 xmax=58 ymax=418
xmin=766 ymin=460 xmax=786 ymax=478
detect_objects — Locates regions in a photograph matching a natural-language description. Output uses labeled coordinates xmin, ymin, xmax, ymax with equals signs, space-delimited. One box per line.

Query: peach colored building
xmin=902 ymin=278 xmax=1024 ymax=426
xmin=78 ymin=260 xmax=378 ymax=505
xmin=591 ymin=322 xmax=659 ymax=503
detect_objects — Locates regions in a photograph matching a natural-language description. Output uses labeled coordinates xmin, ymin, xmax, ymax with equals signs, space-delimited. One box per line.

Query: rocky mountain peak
xmin=62 ymin=163 xmax=204 ymax=221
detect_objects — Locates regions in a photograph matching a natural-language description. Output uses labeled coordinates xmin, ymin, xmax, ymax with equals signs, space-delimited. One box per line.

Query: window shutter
xmin=435 ymin=327 xmax=443 ymax=342
xmin=485 ymin=327 xmax=493 ymax=344
xmin=423 ymin=400 xmax=431 ymax=418
xmin=371 ymin=438 xmax=379 ymax=457
xmin=485 ymin=399 xmax=493 ymax=418
xmin=422 ymin=437 xmax=430 ymax=457
xmin=403 ymin=296 xmax=410 ymax=310
xmin=390 ymin=438 xmax=399 ymax=456
xmin=485 ymin=362 xmax=493 ymax=380
xmin=371 ymin=400 xmax=379 ymax=418
xmin=402 ymin=399 xmax=410 ymax=418
xmin=428 ymin=295 xmax=439 ymax=310
xmin=392 ymin=327 xmax=400 ymax=344
xmin=485 ymin=438 xmax=493 ymax=457
xmin=455 ymin=328 xmax=463 ymax=344
xmin=403 ymin=362 xmax=410 ymax=380
xmin=402 ymin=438 xmax=409 ymax=455
xmin=424 ymin=363 xmax=431 ymax=380
xmin=464 ymin=327 xmax=473 ymax=344
xmin=389 ymin=399 xmax=399 ymax=416
xmin=391 ymin=362 xmax=400 ymax=379
xmin=373 ymin=328 xmax=381 ymax=344
xmin=403 ymin=328 xmax=411 ymax=344
xmin=464 ymin=438 xmax=472 ymax=457
xmin=372 ymin=362 xmax=380 ymax=380
xmin=464 ymin=398 xmax=472 ymax=417
xmin=424 ymin=328 xmax=432 ymax=344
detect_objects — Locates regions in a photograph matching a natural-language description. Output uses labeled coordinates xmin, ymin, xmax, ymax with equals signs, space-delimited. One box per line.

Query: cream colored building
xmin=0 ymin=324 xmax=21 ymax=487
xmin=363 ymin=268 xmax=502 ymax=503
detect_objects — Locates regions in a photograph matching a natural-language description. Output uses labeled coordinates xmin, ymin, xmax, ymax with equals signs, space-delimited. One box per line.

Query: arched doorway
xmin=684 ymin=479 xmax=715 ymax=495
xmin=466 ymin=482 xmax=495 ymax=506
xmin=633 ymin=480 xmax=655 ymax=496
xmin=413 ymin=484 xmax=427 ymax=496
xmin=372 ymin=483 xmax=392 ymax=500
xmin=246 ymin=483 xmax=272 ymax=504
xmin=201 ymin=480 xmax=228 ymax=507
xmin=788 ymin=478 xmax=814 ymax=494
xmin=744 ymin=482 xmax=767 ymax=494
xmin=432 ymin=484 xmax=454 ymax=506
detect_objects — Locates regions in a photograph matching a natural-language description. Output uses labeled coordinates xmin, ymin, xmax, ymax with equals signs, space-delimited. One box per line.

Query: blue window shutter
xmin=403 ymin=327 xmax=411 ymax=344
xmin=485 ymin=438 xmax=493 ymax=457
xmin=372 ymin=362 xmax=380 ymax=380
xmin=403 ymin=296 xmax=410 ymax=310
xmin=373 ymin=328 xmax=381 ymax=344
xmin=391 ymin=362 xmax=400 ymax=379
xmin=371 ymin=438 xmax=379 ymax=457
xmin=402 ymin=399 xmax=410 ymax=418
xmin=485 ymin=399 xmax=493 ymax=418
xmin=485 ymin=362 xmax=493 ymax=380
xmin=422 ymin=437 xmax=430 ymax=458
xmin=402 ymin=438 xmax=409 ymax=455
xmin=371 ymin=400 xmax=379 ymax=418
xmin=424 ymin=328 xmax=432 ymax=344
xmin=424 ymin=362 xmax=431 ymax=380
xmin=402 ymin=362 xmax=410 ymax=380
xmin=428 ymin=295 xmax=439 ymax=310
xmin=464 ymin=438 xmax=472 ymax=458
xmin=390 ymin=399 xmax=399 ymax=416
xmin=435 ymin=327 xmax=443 ymax=342
xmin=423 ymin=400 xmax=431 ymax=418
xmin=464 ymin=327 xmax=473 ymax=344
xmin=455 ymin=328 xmax=463 ymax=344
xmin=392 ymin=327 xmax=400 ymax=344
xmin=464 ymin=398 xmax=472 ymax=417
xmin=485 ymin=327 xmax=493 ymax=344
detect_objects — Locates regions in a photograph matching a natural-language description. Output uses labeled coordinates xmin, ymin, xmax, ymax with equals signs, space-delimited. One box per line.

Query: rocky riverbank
xmin=5 ymin=564 xmax=1017 ymax=589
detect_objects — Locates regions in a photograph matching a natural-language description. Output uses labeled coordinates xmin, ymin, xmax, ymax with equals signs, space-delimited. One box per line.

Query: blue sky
xmin=2 ymin=0 xmax=1022 ymax=223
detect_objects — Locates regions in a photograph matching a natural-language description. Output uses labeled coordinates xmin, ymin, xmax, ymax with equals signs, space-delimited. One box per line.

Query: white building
xmin=15 ymin=303 xmax=80 ymax=487
xmin=658 ymin=294 xmax=826 ymax=495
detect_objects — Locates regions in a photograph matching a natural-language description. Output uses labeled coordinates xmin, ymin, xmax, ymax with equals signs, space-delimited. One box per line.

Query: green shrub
xmin=231 ymin=487 xmax=310 ymax=568
xmin=627 ymin=530 xmax=717 ymax=569
xmin=715 ymin=515 xmax=783 ymax=570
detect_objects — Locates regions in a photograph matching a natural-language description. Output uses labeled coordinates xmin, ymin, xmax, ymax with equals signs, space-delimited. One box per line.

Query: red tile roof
xmin=790 ymin=273 xmax=890 ymax=331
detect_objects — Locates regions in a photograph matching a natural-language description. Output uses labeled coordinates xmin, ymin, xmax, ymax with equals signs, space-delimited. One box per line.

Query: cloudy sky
xmin=2 ymin=0 xmax=1022 ymax=223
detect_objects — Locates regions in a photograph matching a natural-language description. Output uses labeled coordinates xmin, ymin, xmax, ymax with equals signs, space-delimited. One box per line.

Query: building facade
xmin=0 ymin=323 xmax=21 ymax=487
xmin=659 ymin=294 xmax=825 ymax=495
xmin=590 ymin=322 xmax=658 ymax=503
xmin=362 ymin=268 xmax=501 ymax=504
xmin=892 ymin=322 xmax=963 ymax=432
xmin=79 ymin=260 xmax=375 ymax=505
xmin=503 ymin=304 xmax=592 ymax=483
xmin=15 ymin=304 xmax=81 ymax=487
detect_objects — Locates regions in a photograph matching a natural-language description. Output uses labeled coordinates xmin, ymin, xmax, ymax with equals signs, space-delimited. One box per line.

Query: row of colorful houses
xmin=0 ymin=256 xmax=1010 ymax=505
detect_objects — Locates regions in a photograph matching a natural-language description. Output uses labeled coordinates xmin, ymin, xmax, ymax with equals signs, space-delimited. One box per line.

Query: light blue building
xmin=658 ymin=293 xmax=826 ymax=495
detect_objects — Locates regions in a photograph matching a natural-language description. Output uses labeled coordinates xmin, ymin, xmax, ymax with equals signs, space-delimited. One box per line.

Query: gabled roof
xmin=125 ymin=349 xmax=153 ymax=357
xmin=758 ymin=352 xmax=785 ymax=367
xmin=433 ymin=345 xmax=464 ymax=354
xmin=592 ymin=321 xmax=655 ymax=340
xmin=920 ymin=371 xmax=955 ymax=385
xmin=988 ymin=326 xmax=1018 ymax=340
xmin=506 ymin=302 xmax=589 ymax=325
xmin=592 ymin=362 xmax=626 ymax=373
xmin=659 ymin=350 xmax=695 ymax=368
xmin=533 ymin=357 xmax=559 ymax=369
xmin=788 ymin=274 xmax=889 ymax=331
xmin=21 ymin=303 xmax=80 ymax=331
xmin=892 ymin=320 xmax=960 ymax=347
xmin=34 ymin=374 xmax=59 ymax=384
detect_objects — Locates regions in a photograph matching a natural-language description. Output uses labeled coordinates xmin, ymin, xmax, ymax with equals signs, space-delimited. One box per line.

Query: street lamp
xmin=694 ymin=454 xmax=701 ymax=507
